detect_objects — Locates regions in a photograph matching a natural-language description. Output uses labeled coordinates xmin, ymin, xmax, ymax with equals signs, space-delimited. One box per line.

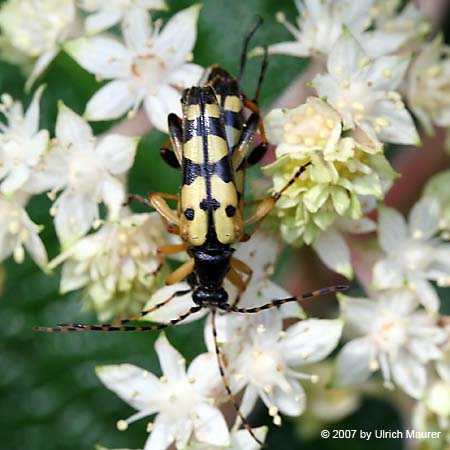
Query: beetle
xmin=35 ymin=17 xmax=346 ymax=337
xmin=35 ymin=22 xmax=347 ymax=446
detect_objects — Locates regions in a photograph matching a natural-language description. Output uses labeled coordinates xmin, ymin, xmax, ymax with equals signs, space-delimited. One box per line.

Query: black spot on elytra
xmin=225 ymin=205 xmax=236 ymax=217
xmin=184 ymin=208 xmax=195 ymax=221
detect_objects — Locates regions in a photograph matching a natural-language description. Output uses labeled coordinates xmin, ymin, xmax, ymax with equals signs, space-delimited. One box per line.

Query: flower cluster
xmin=335 ymin=290 xmax=447 ymax=398
xmin=0 ymin=89 xmax=49 ymax=267
xmin=262 ymin=30 xmax=414 ymax=276
xmin=0 ymin=0 xmax=80 ymax=89
xmin=65 ymin=4 xmax=203 ymax=131
xmin=423 ymin=170 xmax=450 ymax=239
xmin=258 ymin=0 xmax=429 ymax=59
xmin=372 ymin=198 xmax=450 ymax=313
xmin=406 ymin=35 xmax=450 ymax=134
xmin=49 ymin=209 xmax=170 ymax=321
xmin=253 ymin=1 xmax=450 ymax=446
xmin=0 ymin=0 xmax=449 ymax=449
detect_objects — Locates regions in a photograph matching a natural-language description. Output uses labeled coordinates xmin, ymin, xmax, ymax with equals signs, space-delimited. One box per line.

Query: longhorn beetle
xmin=35 ymin=19 xmax=348 ymax=446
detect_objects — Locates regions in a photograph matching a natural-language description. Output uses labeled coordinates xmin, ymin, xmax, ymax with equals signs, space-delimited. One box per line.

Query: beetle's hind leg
xmin=210 ymin=309 xmax=264 ymax=446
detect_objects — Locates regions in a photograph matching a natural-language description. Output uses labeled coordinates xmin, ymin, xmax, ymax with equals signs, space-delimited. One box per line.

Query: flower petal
xmin=339 ymin=294 xmax=378 ymax=335
xmin=314 ymin=228 xmax=353 ymax=279
xmin=266 ymin=41 xmax=307 ymax=57
xmin=144 ymin=84 xmax=182 ymax=132
xmin=188 ymin=353 xmax=223 ymax=399
xmin=327 ymin=30 xmax=366 ymax=81
xmin=273 ymin=379 xmax=306 ymax=416
xmin=25 ymin=49 xmax=58 ymax=92
xmin=65 ymin=36 xmax=131 ymax=79
xmin=96 ymin=363 xmax=161 ymax=412
xmin=24 ymin=85 xmax=45 ymax=134
xmin=100 ymin=175 xmax=126 ymax=219
xmin=372 ymin=258 xmax=405 ymax=289
xmin=155 ymin=333 xmax=187 ymax=382
xmin=96 ymin=135 xmax=138 ymax=174
xmin=144 ymin=414 xmax=175 ymax=450
xmin=84 ymin=8 xmax=123 ymax=34
xmin=123 ymin=6 xmax=151 ymax=53
xmin=377 ymin=206 xmax=408 ymax=254
xmin=336 ymin=216 xmax=376 ymax=233
xmin=365 ymin=55 xmax=410 ymax=91
xmin=232 ymin=427 xmax=268 ymax=450
xmin=334 ymin=337 xmax=373 ymax=386
xmin=391 ymin=350 xmax=426 ymax=399
xmin=155 ymin=4 xmax=202 ymax=69
xmin=23 ymin=223 xmax=48 ymax=268
xmin=167 ymin=63 xmax=203 ymax=90
xmin=283 ymin=319 xmax=343 ymax=366
xmin=54 ymin=191 xmax=97 ymax=245
xmin=408 ymin=197 xmax=440 ymax=240
xmin=379 ymin=289 xmax=418 ymax=316
xmin=371 ymin=99 xmax=420 ymax=145
xmin=239 ymin=385 xmax=259 ymax=419
xmin=85 ymin=80 xmax=138 ymax=121
xmin=56 ymin=104 xmax=93 ymax=149
xmin=407 ymin=277 xmax=440 ymax=314
xmin=60 ymin=260 xmax=89 ymax=292
xmin=264 ymin=108 xmax=286 ymax=146
xmin=1 ymin=166 xmax=31 ymax=195
xmin=193 ymin=402 xmax=229 ymax=447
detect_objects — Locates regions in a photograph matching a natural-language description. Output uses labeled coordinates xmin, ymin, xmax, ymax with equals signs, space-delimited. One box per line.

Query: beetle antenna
xmin=218 ymin=285 xmax=349 ymax=314
xmin=33 ymin=289 xmax=199 ymax=332
xmin=253 ymin=45 xmax=268 ymax=103
xmin=238 ymin=15 xmax=264 ymax=83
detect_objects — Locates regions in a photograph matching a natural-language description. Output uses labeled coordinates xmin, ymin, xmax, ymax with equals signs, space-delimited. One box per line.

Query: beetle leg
xmin=165 ymin=258 xmax=195 ymax=285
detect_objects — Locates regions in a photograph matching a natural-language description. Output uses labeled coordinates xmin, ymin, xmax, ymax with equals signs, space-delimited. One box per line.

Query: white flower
xmin=313 ymin=196 xmax=377 ymax=278
xmin=313 ymin=30 xmax=419 ymax=145
xmin=297 ymin=362 xmax=361 ymax=427
xmin=260 ymin=0 xmax=373 ymax=58
xmin=264 ymin=97 xmax=344 ymax=160
xmin=412 ymin=377 xmax=450 ymax=445
xmin=372 ymin=198 xmax=450 ymax=313
xmin=27 ymin=103 xmax=138 ymax=246
xmin=65 ymin=4 xmax=203 ymax=132
xmin=96 ymin=447 xmax=138 ymax=450
xmin=80 ymin=0 xmax=167 ymax=34
xmin=423 ymin=170 xmax=450 ymax=239
xmin=0 ymin=192 xmax=47 ymax=268
xmin=213 ymin=309 xmax=342 ymax=425
xmin=364 ymin=2 xmax=430 ymax=58
xmin=0 ymin=0 xmax=79 ymax=89
xmin=263 ymin=97 xmax=396 ymax=246
xmin=0 ymin=87 xmax=49 ymax=195
xmin=187 ymin=427 xmax=268 ymax=450
xmin=97 ymin=334 xmax=229 ymax=450
xmin=334 ymin=291 xmax=447 ymax=398
xmin=48 ymin=210 xmax=169 ymax=321
xmin=406 ymin=35 xmax=450 ymax=134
